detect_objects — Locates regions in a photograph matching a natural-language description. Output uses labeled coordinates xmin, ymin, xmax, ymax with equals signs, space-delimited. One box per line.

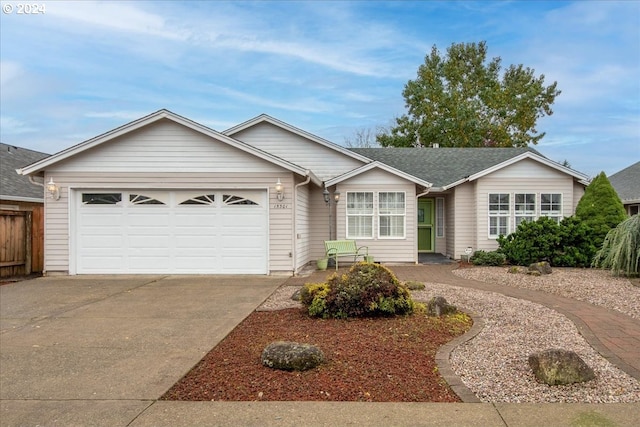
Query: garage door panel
xmin=76 ymin=190 xmax=268 ymax=274
xmin=79 ymin=235 xmax=123 ymax=249
xmin=80 ymin=256 xmax=126 ymax=273
xmin=81 ymin=214 xmax=123 ymax=227
xmin=128 ymin=212 xmax=171 ymax=226
xmin=221 ymin=254 xmax=266 ymax=274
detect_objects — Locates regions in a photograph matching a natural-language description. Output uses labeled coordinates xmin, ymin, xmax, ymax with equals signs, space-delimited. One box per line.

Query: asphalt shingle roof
xmin=609 ymin=161 xmax=640 ymax=203
xmin=350 ymin=147 xmax=542 ymax=188
xmin=0 ymin=143 xmax=50 ymax=200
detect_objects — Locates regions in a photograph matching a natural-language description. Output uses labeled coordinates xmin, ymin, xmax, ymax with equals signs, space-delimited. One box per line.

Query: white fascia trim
xmin=223 ymin=114 xmax=373 ymax=164
xmin=325 ymin=161 xmax=433 ymax=189
xmin=0 ymin=195 xmax=44 ymax=203
xmin=466 ymin=152 xmax=590 ymax=184
xmin=18 ymin=110 xmax=309 ymax=178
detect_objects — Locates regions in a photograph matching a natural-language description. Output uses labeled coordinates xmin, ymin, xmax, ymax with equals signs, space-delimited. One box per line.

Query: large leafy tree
xmin=378 ymin=41 xmax=560 ymax=147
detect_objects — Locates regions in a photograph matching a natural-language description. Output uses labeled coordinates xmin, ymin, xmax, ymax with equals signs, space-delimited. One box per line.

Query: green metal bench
xmin=324 ymin=240 xmax=369 ymax=269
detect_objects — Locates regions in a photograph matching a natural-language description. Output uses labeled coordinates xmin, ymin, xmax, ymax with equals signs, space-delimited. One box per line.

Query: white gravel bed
xmin=257 ymin=277 xmax=640 ymax=403
xmin=412 ymin=283 xmax=640 ymax=403
xmin=453 ymin=267 xmax=640 ymax=320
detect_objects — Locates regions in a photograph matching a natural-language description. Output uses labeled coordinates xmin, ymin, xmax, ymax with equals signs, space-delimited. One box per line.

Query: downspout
xmin=28 ymin=175 xmax=45 ymax=188
xmin=292 ymin=172 xmax=312 ymax=275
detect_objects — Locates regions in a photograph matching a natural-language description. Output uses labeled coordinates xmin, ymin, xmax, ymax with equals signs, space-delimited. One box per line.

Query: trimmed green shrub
xmin=470 ymin=250 xmax=506 ymax=266
xmin=575 ymin=172 xmax=627 ymax=249
xmin=497 ymin=216 xmax=600 ymax=267
xmin=551 ymin=216 xmax=597 ymax=267
xmin=593 ymin=214 xmax=640 ymax=277
xmin=497 ymin=217 xmax=561 ymax=266
xmin=301 ymin=263 xmax=418 ymax=319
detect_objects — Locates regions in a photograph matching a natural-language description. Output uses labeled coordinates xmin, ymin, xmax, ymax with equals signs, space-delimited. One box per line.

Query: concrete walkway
xmin=1 ymin=269 xmax=639 ymax=427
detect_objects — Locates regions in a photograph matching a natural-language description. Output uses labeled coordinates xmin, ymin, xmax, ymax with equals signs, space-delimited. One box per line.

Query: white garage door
xmin=75 ymin=190 xmax=268 ymax=274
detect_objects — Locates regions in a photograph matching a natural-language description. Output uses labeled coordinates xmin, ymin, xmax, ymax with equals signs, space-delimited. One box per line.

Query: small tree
xmin=593 ymin=215 xmax=640 ymax=277
xmin=575 ymin=172 xmax=627 ymax=249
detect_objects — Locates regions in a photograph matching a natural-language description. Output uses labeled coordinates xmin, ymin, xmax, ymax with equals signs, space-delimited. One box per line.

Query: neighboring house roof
xmin=609 ymin=161 xmax=640 ymax=204
xmin=18 ymin=110 xmax=322 ymax=186
xmin=0 ymin=143 xmax=50 ymax=202
xmin=351 ymin=147 xmax=589 ymax=190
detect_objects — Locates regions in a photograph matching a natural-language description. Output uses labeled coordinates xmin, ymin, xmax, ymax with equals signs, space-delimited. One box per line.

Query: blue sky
xmin=1 ymin=0 xmax=638 ymax=177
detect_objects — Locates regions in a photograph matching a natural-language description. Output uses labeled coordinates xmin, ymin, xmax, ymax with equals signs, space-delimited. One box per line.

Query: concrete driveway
xmin=0 ymin=274 xmax=284 ymax=426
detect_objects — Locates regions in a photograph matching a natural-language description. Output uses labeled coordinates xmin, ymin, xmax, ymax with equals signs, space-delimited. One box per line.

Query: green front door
xmin=418 ymin=199 xmax=434 ymax=252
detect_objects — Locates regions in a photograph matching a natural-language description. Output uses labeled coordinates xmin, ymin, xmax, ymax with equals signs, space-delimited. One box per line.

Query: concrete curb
xmin=435 ymin=312 xmax=484 ymax=403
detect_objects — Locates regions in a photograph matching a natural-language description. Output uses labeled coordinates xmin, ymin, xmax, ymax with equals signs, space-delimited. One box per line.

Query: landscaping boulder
xmin=528 ymin=348 xmax=595 ymax=385
xmin=291 ymin=288 xmax=302 ymax=301
xmin=528 ymin=261 xmax=552 ymax=276
xmin=426 ymin=296 xmax=457 ymax=317
xmin=261 ymin=341 xmax=325 ymax=371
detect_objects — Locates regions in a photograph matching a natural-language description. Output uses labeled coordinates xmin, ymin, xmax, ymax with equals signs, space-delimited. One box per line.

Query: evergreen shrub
xmin=470 ymin=250 xmax=506 ymax=266
xmin=300 ymin=263 xmax=418 ymax=319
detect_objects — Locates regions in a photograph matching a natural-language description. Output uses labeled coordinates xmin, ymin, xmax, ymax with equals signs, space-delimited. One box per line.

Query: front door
xmin=417 ymin=199 xmax=434 ymax=252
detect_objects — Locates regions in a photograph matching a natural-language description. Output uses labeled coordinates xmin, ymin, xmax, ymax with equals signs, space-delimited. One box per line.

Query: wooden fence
xmin=0 ymin=207 xmax=44 ymax=278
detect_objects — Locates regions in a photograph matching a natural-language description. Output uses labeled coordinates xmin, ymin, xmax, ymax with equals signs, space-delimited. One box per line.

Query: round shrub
xmin=301 ymin=263 xmax=418 ymax=319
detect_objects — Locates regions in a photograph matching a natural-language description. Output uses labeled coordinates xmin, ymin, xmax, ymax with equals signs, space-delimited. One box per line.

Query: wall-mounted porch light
xmin=275 ymin=178 xmax=284 ymax=201
xmin=46 ymin=177 xmax=60 ymax=200
xmin=323 ymin=187 xmax=341 ymax=240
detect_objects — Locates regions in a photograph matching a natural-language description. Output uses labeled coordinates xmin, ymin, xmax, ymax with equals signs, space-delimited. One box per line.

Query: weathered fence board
xmin=0 ymin=207 xmax=43 ymax=278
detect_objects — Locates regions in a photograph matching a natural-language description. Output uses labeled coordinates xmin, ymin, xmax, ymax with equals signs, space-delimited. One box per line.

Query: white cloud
xmin=206 ymin=85 xmax=335 ymax=114
xmin=0 ymin=116 xmax=38 ymax=134
xmin=84 ymin=111 xmax=150 ymax=121
xmin=0 ymin=62 xmax=22 ymax=86
xmin=45 ymin=0 xmax=189 ymax=40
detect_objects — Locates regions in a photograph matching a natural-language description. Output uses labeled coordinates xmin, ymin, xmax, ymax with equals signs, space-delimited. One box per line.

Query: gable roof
xmin=351 ymin=147 xmax=589 ymax=190
xmin=325 ymin=161 xmax=433 ymax=189
xmin=1 ymin=143 xmax=50 ymax=202
xmin=224 ymin=114 xmax=372 ymax=164
xmin=609 ymin=161 xmax=640 ymax=204
xmin=17 ymin=110 xmax=321 ymax=185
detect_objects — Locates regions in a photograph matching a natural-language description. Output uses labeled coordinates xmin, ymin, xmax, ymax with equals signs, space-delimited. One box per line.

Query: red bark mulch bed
xmin=161 ymin=308 xmax=472 ymax=402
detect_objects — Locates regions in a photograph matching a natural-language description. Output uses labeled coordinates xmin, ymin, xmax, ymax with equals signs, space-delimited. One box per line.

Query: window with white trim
xmin=540 ymin=193 xmax=562 ymax=223
xmin=436 ymin=197 xmax=444 ymax=237
xmin=378 ymin=192 xmax=405 ymax=238
xmin=488 ymin=193 xmax=510 ymax=237
xmin=346 ymin=192 xmax=374 ymax=238
xmin=514 ymin=193 xmax=536 ymax=227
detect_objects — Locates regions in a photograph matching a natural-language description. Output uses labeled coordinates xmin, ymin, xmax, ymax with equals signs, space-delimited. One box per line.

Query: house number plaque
xmin=272 ymin=204 xmax=289 ymax=209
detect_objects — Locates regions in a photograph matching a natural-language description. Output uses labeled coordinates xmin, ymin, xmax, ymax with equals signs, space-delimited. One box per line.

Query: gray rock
xmin=427 ymin=296 xmax=457 ymax=316
xmin=528 ymin=348 xmax=595 ymax=385
xmin=261 ymin=341 xmax=325 ymax=371
xmin=528 ymin=261 xmax=552 ymax=275
xmin=291 ymin=289 xmax=301 ymax=301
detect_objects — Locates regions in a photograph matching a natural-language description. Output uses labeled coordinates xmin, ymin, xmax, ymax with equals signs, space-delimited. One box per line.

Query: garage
xmin=75 ymin=189 xmax=268 ymax=274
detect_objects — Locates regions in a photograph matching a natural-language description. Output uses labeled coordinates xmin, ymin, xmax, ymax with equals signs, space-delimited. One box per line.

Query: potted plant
xmin=317 ymin=258 xmax=328 ymax=270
